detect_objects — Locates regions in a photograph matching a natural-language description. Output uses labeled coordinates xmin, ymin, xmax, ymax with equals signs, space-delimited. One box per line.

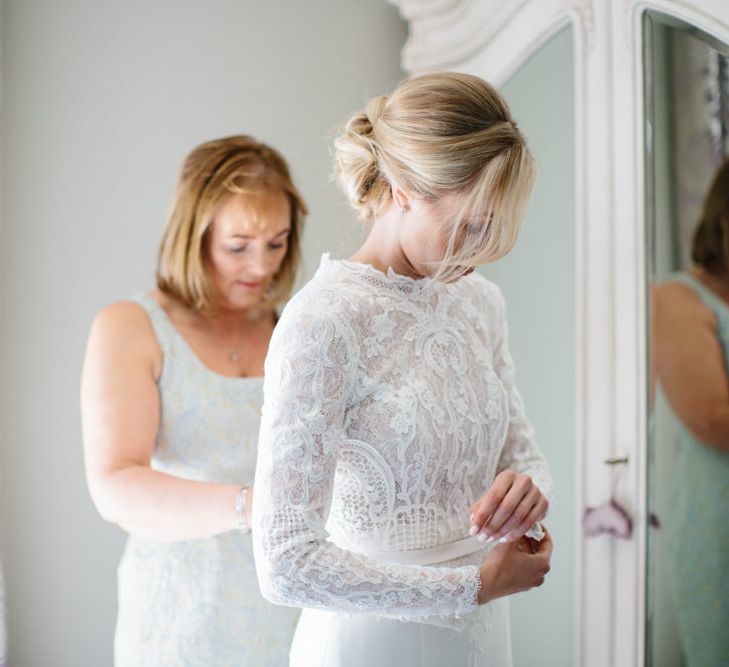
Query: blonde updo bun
xmin=333 ymin=72 xmax=535 ymax=273
xmin=333 ymin=95 xmax=390 ymax=219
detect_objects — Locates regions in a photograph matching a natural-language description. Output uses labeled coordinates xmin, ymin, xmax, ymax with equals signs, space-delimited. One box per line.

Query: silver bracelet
xmin=235 ymin=486 xmax=251 ymax=534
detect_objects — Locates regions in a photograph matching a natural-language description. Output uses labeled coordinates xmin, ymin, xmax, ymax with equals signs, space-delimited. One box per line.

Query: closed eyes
xmin=227 ymin=242 xmax=287 ymax=254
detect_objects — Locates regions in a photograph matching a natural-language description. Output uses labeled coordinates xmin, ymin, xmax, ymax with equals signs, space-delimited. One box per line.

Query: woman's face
xmin=205 ymin=189 xmax=291 ymax=311
xmin=397 ymin=192 xmax=477 ymax=280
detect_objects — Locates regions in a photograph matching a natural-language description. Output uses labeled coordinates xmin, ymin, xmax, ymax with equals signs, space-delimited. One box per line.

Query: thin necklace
xmin=217 ymin=329 xmax=246 ymax=364
xmin=220 ymin=309 xmax=275 ymax=364
xmin=227 ymin=334 xmax=246 ymax=363
xmin=212 ymin=317 xmax=251 ymax=365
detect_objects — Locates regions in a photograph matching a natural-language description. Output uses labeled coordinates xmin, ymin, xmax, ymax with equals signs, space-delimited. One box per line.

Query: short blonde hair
xmin=157 ymin=135 xmax=307 ymax=311
xmin=334 ymin=72 xmax=535 ymax=279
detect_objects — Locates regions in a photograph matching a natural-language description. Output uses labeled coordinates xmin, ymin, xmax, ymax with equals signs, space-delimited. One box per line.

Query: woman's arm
xmin=81 ymin=301 xmax=245 ymax=541
xmin=654 ymin=282 xmax=729 ymax=452
xmin=252 ymin=306 xmax=481 ymax=619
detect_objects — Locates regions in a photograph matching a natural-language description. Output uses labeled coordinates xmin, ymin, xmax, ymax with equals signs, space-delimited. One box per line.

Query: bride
xmin=252 ymin=72 xmax=554 ymax=667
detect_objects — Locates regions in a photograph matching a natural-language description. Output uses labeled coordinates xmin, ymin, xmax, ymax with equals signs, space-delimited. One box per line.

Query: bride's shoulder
xmin=462 ymin=272 xmax=505 ymax=305
xmin=283 ymin=266 xmax=355 ymax=316
xmin=274 ymin=269 xmax=363 ymax=343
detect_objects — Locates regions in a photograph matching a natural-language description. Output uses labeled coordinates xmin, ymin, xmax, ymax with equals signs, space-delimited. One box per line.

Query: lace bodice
xmin=252 ymin=255 xmax=553 ymax=621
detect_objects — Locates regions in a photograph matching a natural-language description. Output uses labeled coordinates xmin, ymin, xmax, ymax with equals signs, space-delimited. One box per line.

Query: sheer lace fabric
xmin=253 ymin=255 xmax=553 ymax=623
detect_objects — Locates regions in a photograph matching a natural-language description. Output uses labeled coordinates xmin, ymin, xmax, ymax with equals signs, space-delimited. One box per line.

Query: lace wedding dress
xmin=252 ymin=255 xmax=553 ymax=666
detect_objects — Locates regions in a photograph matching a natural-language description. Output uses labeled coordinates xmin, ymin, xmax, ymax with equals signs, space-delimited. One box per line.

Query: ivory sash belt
xmin=366 ymin=523 xmax=545 ymax=566
xmin=368 ymin=535 xmax=484 ymax=566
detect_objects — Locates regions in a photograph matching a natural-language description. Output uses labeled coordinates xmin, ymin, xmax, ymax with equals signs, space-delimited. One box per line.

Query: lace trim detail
xmin=320 ymin=253 xmax=436 ymax=295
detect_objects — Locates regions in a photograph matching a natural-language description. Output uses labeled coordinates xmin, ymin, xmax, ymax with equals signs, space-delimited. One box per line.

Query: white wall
xmin=0 ymin=2 xmax=405 ymax=664
xmin=480 ymin=27 xmax=576 ymax=667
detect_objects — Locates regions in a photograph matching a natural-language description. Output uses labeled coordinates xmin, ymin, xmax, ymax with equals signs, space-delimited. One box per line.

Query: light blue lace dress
xmin=114 ymin=294 xmax=299 ymax=666
xmin=664 ymin=273 xmax=729 ymax=667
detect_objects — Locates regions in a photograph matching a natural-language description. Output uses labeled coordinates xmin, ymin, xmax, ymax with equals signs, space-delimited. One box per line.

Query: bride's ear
xmin=390 ymin=183 xmax=412 ymax=216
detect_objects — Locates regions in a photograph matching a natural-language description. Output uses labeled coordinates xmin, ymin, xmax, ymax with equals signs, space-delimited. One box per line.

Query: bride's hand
xmin=477 ymin=528 xmax=553 ymax=604
xmin=468 ymin=469 xmax=549 ymax=543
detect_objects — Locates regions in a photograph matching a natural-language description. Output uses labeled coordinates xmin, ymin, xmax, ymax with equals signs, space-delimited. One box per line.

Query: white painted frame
xmin=390 ymin=1 xmax=729 ymax=665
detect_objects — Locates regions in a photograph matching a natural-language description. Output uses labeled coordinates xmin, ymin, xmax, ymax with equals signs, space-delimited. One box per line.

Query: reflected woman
xmin=81 ymin=136 xmax=306 ymax=666
xmin=252 ymin=73 xmax=553 ymax=667
xmin=653 ymin=158 xmax=729 ymax=666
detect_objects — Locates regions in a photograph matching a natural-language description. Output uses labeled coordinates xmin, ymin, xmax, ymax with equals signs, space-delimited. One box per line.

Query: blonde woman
xmin=81 ymin=136 xmax=305 ymax=666
xmin=252 ymin=73 xmax=554 ymax=667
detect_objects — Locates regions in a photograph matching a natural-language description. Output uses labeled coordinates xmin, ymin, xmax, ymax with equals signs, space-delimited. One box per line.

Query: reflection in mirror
xmin=644 ymin=12 xmax=729 ymax=667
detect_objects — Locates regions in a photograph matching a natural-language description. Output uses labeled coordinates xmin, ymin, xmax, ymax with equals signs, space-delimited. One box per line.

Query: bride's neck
xmin=349 ymin=207 xmax=422 ymax=279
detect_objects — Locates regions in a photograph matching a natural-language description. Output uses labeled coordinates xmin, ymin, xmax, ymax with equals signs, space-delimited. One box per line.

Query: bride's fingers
xmin=503 ymin=495 xmax=549 ymax=541
xmin=524 ymin=497 xmax=549 ymax=528
xmin=469 ymin=473 xmax=515 ymax=534
xmin=492 ymin=487 xmax=541 ymax=540
xmin=535 ymin=527 xmax=554 ymax=558
xmin=479 ymin=476 xmax=532 ymax=538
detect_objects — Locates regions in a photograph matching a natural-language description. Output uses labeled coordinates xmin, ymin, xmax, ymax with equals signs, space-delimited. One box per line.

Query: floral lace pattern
xmin=253 ymin=255 xmax=553 ymax=622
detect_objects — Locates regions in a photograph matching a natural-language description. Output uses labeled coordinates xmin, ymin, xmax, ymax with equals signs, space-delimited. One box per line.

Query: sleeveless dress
xmin=252 ymin=255 xmax=553 ymax=667
xmin=114 ymin=293 xmax=299 ymax=667
xmin=663 ymin=273 xmax=729 ymax=667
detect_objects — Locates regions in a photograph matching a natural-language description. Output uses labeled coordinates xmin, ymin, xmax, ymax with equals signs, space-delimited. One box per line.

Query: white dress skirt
xmin=288 ymin=539 xmax=515 ymax=667
xmin=290 ymin=598 xmax=512 ymax=667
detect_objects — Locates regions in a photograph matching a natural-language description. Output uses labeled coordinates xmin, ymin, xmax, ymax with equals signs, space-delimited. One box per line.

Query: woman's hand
xmin=469 ymin=469 xmax=549 ymax=543
xmin=477 ymin=528 xmax=553 ymax=604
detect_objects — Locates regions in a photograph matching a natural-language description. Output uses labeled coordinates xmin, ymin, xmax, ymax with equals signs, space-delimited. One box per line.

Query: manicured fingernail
xmin=470 ymin=513 xmax=475 ymax=523
xmin=469 ymin=525 xmax=479 ymax=536
xmin=485 ymin=536 xmax=495 ymax=543
xmin=477 ymin=533 xmax=488 ymax=543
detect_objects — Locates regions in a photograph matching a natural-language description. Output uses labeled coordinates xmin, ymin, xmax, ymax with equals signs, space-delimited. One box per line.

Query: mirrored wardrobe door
xmin=644 ymin=11 xmax=729 ymax=667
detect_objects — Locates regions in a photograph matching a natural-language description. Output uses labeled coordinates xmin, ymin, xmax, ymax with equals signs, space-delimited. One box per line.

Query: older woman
xmin=653 ymin=158 xmax=729 ymax=667
xmin=81 ymin=135 xmax=306 ymax=666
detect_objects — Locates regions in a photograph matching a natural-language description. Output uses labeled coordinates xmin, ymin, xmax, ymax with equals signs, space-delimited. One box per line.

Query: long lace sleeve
xmin=252 ymin=304 xmax=481 ymax=618
xmin=489 ymin=285 xmax=555 ymax=508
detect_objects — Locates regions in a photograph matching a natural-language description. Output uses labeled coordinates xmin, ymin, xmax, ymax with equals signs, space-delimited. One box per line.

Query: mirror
xmin=644 ymin=11 xmax=729 ymax=666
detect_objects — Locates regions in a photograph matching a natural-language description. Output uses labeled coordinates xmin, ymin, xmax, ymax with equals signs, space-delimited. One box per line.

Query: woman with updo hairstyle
xmin=652 ymin=157 xmax=729 ymax=666
xmin=252 ymin=73 xmax=554 ymax=666
xmin=81 ymin=135 xmax=305 ymax=666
